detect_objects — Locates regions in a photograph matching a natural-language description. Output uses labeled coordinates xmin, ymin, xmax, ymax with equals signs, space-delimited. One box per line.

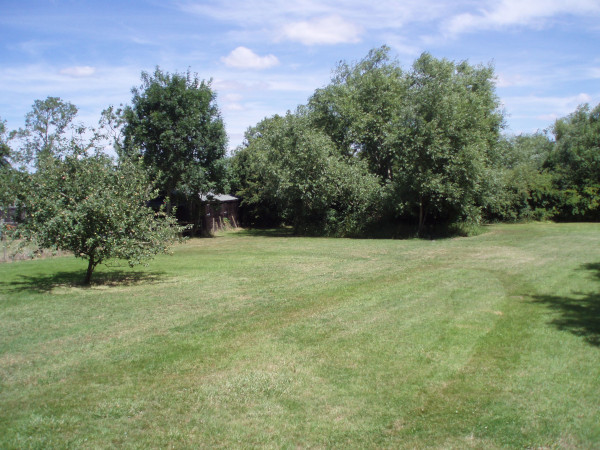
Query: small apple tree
xmin=16 ymin=150 xmax=184 ymax=284
xmin=4 ymin=97 xmax=185 ymax=284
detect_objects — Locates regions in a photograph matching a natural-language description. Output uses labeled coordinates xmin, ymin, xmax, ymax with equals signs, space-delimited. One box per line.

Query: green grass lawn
xmin=1 ymin=223 xmax=599 ymax=448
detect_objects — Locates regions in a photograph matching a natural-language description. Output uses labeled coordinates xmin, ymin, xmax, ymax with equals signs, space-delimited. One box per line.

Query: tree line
xmin=231 ymin=46 xmax=600 ymax=235
xmin=1 ymin=46 xmax=598 ymax=281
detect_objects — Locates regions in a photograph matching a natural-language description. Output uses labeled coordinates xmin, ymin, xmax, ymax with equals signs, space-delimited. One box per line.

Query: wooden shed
xmin=0 ymin=205 xmax=20 ymax=227
xmin=200 ymin=193 xmax=240 ymax=233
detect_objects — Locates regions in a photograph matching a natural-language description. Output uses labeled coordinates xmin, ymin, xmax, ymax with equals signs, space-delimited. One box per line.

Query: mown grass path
xmin=1 ymin=223 xmax=599 ymax=448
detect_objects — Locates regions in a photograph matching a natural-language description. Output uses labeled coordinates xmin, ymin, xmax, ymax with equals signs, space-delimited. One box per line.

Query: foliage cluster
xmin=232 ymin=112 xmax=382 ymax=235
xmin=122 ymin=69 xmax=229 ymax=213
xmin=549 ymin=103 xmax=600 ymax=220
xmin=487 ymin=103 xmax=600 ymax=222
xmin=233 ymin=47 xmax=506 ymax=235
xmin=232 ymin=47 xmax=600 ymax=235
xmin=1 ymin=95 xmax=187 ymax=284
xmin=15 ymin=153 xmax=183 ymax=284
xmin=117 ymin=68 xmax=230 ymax=234
xmin=1 ymin=67 xmax=232 ymax=282
xmin=1 ymin=47 xmax=599 ymax=279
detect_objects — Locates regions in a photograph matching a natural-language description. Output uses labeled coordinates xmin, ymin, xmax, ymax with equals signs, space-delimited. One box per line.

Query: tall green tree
xmin=485 ymin=133 xmax=555 ymax=221
xmin=309 ymin=46 xmax=405 ymax=180
xmin=308 ymin=48 xmax=504 ymax=234
xmin=389 ymin=53 xmax=504 ymax=232
xmin=0 ymin=117 xmax=11 ymax=169
xmin=122 ymin=68 xmax=228 ymax=214
xmin=547 ymin=102 xmax=600 ymax=220
xmin=7 ymin=100 xmax=184 ymax=284
xmin=0 ymin=117 xmax=18 ymax=218
xmin=11 ymin=97 xmax=78 ymax=167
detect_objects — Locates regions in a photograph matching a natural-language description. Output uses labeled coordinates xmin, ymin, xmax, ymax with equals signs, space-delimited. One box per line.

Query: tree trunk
xmin=418 ymin=196 xmax=426 ymax=236
xmin=84 ymin=257 xmax=97 ymax=285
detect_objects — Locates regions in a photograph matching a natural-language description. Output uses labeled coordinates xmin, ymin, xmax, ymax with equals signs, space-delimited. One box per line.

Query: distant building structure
xmin=199 ymin=193 xmax=240 ymax=233
xmin=0 ymin=205 xmax=19 ymax=227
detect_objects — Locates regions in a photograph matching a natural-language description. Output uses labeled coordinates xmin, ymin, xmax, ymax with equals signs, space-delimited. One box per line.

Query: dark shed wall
xmin=203 ymin=200 xmax=239 ymax=232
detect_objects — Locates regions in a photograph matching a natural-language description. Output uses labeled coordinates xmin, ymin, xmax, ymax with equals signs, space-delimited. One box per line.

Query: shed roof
xmin=199 ymin=193 xmax=238 ymax=202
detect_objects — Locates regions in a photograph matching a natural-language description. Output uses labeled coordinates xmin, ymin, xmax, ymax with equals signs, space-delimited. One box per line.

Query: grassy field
xmin=0 ymin=223 xmax=599 ymax=448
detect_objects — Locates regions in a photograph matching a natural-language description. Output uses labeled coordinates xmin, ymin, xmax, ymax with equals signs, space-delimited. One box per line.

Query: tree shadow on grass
xmin=232 ymin=223 xmax=487 ymax=240
xmin=232 ymin=228 xmax=295 ymax=238
xmin=1 ymin=269 xmax=166 ymax=294
xmin=583 ymin=262 xmax=600 ymax=281
xmin=233 ymin=226 xmax=417 ymax=240
xmin=532 ymin=262 xmax=600 ymax=347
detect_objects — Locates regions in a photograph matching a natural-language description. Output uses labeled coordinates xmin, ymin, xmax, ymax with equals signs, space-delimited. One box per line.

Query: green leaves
xmin=122 ymin=68 xmax=227 ymax=199
xmin=15 ymin=151 xmax=184 ymax=284
xmin=309 ymin=48 xmax=504 ymax=232
xmin=548 ymin=103 xmax=600 ymax=220
xmin=392 ymin=53 xmax=503 ymax=228
xmin=233 ymin=112 xmax=381 ymax=235
xmin=10 ymin=97 xmax=79 ymax=168
xmin=232 ymin=48 xmax=510 ymax=234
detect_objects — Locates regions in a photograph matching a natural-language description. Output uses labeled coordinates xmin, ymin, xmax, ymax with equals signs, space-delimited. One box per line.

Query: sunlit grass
xmin=1 ymin=223 xmax=599 ymax=448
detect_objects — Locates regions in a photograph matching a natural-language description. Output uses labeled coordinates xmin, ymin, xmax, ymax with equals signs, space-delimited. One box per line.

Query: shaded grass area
xmin=532 ymin=262 xmax=600 ymax=347
xmin=0 ymin=269 xmax=165 ymax=293
xmin=0 ymin=223 xmax=599 ymax=448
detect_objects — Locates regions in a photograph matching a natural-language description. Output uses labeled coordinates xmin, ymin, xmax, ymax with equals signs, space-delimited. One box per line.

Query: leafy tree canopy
xmin=0 ymin=117 xmax=11 ymax=169
xmin=15 ymin=149 xmax=184 ymax=284
xmin=233 ymin=111 xmax=381 ymax=235
xmin=5 ymin=99 xmax=184 ymax=284
xmin=11 ymin=97 xmax=79 ymax=168
xmin=309 ymin=46 xmax=405 ymax=179
xmin=391 ymin=53 xmax=504 ymax=231
xmin=486 ymin=133 xmax=555 ymax=222
xmin=307 ymin=47 xmax=504 ymax=233
xmin=548 ymin=103 xmax=600 ymax=220
xmin=122 ymin=68 xmax=228 ymax=203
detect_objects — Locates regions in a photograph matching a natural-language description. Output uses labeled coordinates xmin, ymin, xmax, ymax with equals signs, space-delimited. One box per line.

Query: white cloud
xmin=281 ymin=15 xmax=363 ymax=45
xmin=445 ymin=0 xmax=600 ymax=36
xmin=536 ymin=113 xmax=559 ymax=122
xmin=495 ymin=59 xmax=600 ymax=90
xmin=500 ymin=92 xmax=600 ymax=134
xmin=213 ymin=76 xmax=318 ymax=94
xmin=0 ymin=64 xmax=140 ymax=133
xmin=183 ymin=0 xmax=446 ymax=26
xmin=382 ymin=34 xmax=422 ymax=56
xmin=222 ymin=93 xmax=245 ymax=112
xmin=17 ymin=39 xmax=56 ymax=56
xmin=59 ymin=66 xmax=96 ymax=77
xmin=221 ymin=47 xmax=279 ymax=69
xmin=223 ymin=93 xmax=243 ymax=102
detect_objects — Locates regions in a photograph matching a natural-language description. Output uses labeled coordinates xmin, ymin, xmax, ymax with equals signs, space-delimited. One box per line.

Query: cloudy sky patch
xmin=281 ymin=16 xmax=363 ymax=45
xmin=1 ymin=0 xmax=599 ymax=148
xmin=59 ymin=66 xmax=96 ymax=77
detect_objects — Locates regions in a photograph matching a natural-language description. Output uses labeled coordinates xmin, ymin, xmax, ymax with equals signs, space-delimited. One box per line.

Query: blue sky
xmin=1 ymin=0 xmax=599 ymax=150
